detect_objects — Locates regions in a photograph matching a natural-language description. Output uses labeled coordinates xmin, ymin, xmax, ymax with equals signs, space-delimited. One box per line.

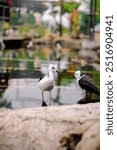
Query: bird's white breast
xmin=76 ymin=75 xmax=85 ymax=89
xmin=37 ymin=76 xmax=54 ymax=91
xmin=77 ymin=75 xmax=84 ymax=83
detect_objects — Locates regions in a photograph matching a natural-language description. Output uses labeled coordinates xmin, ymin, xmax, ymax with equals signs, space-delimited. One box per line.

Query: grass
xmin=57 ymin=70 xmax=100 ymax=87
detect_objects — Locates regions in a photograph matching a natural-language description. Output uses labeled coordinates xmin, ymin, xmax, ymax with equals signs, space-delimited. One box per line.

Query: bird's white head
xmin=48 ymin=64 xmax=57 ymax=73
xmin=48 ymin=64 xmax=63 ymax=76
xmin=74 ymin=70 xmax=81 ymax=79
xmin=53 ymin=6 xmax=61 ymax=13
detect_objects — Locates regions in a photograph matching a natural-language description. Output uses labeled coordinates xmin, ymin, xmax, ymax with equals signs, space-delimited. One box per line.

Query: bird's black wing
xmin=79 ymin=75 xmax=100 ymax=95
xmin=38 ymin=74 xmax=45 ymax=82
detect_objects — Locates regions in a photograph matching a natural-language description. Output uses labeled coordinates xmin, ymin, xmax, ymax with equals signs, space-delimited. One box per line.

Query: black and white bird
xmin=38 ymin=64 xmax=63 ymax=106
xmin=74 ymin=70 xmax=100 ymax=98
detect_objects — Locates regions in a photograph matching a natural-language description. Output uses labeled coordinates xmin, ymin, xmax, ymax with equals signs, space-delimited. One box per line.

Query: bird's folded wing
xmin=79 ymin=75 xmax=100 ymax=95
xmin=39 ymin=74 xmax=45 ymax=81
xmin=81 ymin=75 xmax=96 ymax=85
xmin=78 ymin=75 xmax=96 ymax=90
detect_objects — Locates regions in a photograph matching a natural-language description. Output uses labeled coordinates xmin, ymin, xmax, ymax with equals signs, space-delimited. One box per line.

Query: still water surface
xmin=0 ymin=45 xmax=99 ymax=108
xmin=3 ymin=78 xmax=84 ymax=108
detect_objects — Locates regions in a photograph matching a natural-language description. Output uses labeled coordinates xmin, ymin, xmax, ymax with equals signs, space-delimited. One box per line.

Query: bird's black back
xmin=79 ymin=75 xmax=100 ymax=95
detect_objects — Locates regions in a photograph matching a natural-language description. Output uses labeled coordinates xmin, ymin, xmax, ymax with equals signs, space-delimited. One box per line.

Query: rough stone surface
xmin=0 ymin=103 xmax=100 ymax=150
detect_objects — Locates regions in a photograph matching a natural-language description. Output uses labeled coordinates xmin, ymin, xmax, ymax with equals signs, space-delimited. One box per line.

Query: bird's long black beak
xmin=56 ymin=70 xmax=63 ymax=76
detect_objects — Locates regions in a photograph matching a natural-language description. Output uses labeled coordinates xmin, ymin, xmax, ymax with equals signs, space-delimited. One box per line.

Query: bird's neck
xmin=48 ymin=71 xmax=54 ymax=79
xmin=77 ymin=75 xmax=84 ymax=82
xmin=45 ymin=7 xmax=52 ymax=14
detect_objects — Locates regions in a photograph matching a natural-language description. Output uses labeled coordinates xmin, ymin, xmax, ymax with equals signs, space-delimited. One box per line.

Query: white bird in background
xmin=42 ymin=3 xmax=57 ymax=31
xmin=78 ymin=0 xmax=90 ymax=14
xmin=37 ymin=64 xmax=63 ymax=106
xmin=53 ymin=6 xmax=71 ymax=29
xmin=74 ymin=70 xmax=100 ymax=98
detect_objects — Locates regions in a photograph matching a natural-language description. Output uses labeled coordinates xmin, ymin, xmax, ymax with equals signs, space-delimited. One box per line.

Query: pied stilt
xmin=38 ymin=64 xmax=63 ymax=106
xmin=74 ymin=70 xmax=100 ymax=98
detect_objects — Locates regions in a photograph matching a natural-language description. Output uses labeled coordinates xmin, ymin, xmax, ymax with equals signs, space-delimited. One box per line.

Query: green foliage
xmin=27 ymin=13 xmax=35 ymax=25
xmin=34 ymin=25 xmax=46 ymax=37
xmin=79 ymin=0 xmax=100 ymax=34
xmin=12 ymin=47 xmax=46 ymax=61
xmin=80 ymin=13 xmax=89 ymax=34
xmin=58 ymin=76 xmax=74 ymax=86
xmin=96 ymin=0 xmax=100 ymax=24
xmin=92 ymin=71 xmax=100 ymax=87
xmin=96 ymin=0 xmax=100 ymax=16
xmin=57 ymin=70 xmax=74 ymax=86
xmin=27 ymin=61 xmax=34 ymax=70
xmin=10 ymin=9 xmax=20 ymax=25
xmin=32 ymin=48 xmax=46 ymax=60
xmin=17 ymin=25 xmax=45 ymax=38
xmin=18 ymin=26 xmax=30 ymax=37
xmin=63 ymin=2 xmax=79 ymax=13
xmin=18 ymin=48 xmax=28 ymax=59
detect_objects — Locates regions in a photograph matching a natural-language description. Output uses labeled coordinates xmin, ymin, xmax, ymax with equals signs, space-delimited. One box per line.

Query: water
xmin=2 ymin=78 xmax=84 ymax=108
xmin=0 ymin=45 xmax=100 ymax=108
xmin=0 ymin=56 xmax=84 ymax=108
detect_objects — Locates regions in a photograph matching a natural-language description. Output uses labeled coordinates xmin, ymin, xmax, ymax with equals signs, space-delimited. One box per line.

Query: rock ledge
xmin=0 ymin=103 xmax=100 ymax=150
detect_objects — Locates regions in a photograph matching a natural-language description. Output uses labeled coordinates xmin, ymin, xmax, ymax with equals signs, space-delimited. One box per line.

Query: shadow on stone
xmin=77 ymin=98 xmax=100 ymax=104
